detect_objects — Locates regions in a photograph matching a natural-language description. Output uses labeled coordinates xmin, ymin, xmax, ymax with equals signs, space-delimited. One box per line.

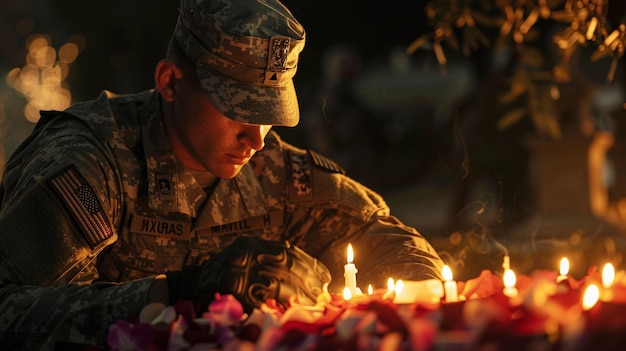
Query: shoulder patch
xmin=47 ymin=166 xmax=113 ymax=249
xmin=309 ymin=150 xmax=345 ymax=174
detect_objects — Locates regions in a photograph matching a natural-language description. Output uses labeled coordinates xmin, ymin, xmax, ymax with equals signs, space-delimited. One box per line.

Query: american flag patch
xmin=48 ymin=166 xmax=113 ymax=248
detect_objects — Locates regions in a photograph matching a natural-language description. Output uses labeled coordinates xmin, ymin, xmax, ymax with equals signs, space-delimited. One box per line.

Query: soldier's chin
xmin=212 ymin=164 xmax=244 ymax=179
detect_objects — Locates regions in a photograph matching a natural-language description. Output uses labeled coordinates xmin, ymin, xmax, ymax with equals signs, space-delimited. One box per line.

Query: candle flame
xmin=395 ymin=279 xmax=405 ymax=295
xmin=602 ymin=263 xmax=615 ymax=289
xmin=442 ymin=265 xmax=453 ymax=281
xmin=367 ymin=284 xmax=373 ymax=295
xmin=387 ymin=277 xmax=395 ymax=292
xmin=559 ymin=257 xmax=569 ymax=276
xmin=503 ymin=269 xmax=516 ymax=288
xmin=343 ymin=286 xmax=352 ymax=300
xmin=582 ymin=284 xmax=600 ymax=311
xmin=347 ymin=243 xmax=354 ymax=264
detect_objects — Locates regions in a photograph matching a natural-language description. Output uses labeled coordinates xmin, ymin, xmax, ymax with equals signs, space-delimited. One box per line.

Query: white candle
xmin=344 ymin=243 xmax=358 ymax=295
xmin=582 ymin=284 xmax=600 ymax=311
xmin=343 ymin=286 xmax=353 ymax=301
xmin=503 ymin=269 xmax=518 ymax=297
xmin=383 ymin=277 xmax=396 ymax=300
xmin=442 ymin=265 xmax=458 ymax=302
xmin=557 ymin=257 xmax=569 ymax=283
xmin=602 ymin=263 xmax=615 ymax=289
xmin=393 ymin=279 xmax=445 ymax=304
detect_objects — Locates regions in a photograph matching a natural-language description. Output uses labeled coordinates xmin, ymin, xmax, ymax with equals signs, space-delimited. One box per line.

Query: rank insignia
xmin=156 ymin=174 xmax=174 ymax=200
xmin=309 ymin=150 xmax=345 ymax=174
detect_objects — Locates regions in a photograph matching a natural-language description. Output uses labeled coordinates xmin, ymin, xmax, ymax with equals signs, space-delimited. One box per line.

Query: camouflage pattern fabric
xmin=0 ymin=89 xmax=444 ymax=349
xmin=175 ymin=0 xmax=306 ymax=126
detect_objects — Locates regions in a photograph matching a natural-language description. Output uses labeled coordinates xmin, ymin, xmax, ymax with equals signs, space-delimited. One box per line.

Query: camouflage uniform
xmin=0 ymin=0 xmax=443 ymax=348
xmin=0 ymin=89 xmax=443 ymax=349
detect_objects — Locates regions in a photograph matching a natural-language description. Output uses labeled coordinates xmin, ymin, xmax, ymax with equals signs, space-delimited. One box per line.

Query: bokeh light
xmin=6 ymin=33 xmax=84 ymax=123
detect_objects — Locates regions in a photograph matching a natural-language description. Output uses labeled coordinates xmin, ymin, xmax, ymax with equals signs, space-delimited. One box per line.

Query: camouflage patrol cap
xmin=175 ymin=0 xmax=305 ymax=127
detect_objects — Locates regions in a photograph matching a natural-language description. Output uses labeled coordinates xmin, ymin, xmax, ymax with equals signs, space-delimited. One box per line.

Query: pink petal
xmin=203 ymin=294 xmax=244 ymax=326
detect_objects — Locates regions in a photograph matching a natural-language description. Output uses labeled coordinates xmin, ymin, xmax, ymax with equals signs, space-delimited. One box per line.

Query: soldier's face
xmin=164 ymin=63 xmax=272 ymax=178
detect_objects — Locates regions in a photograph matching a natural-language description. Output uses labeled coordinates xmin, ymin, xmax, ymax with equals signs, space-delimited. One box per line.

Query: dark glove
xmin=167 ymin=237 xmax=331 ymax=312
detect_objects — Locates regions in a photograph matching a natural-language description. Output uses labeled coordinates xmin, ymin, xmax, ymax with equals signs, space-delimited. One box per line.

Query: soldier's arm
xmin=0 ymin=123 xmax=161 ymax=347
xmin=280 ymin=155 xmax=444 ymax=291
xmin=0 ymin=122 xmax=121 ymax=285
xmin=338 ymin=213 xmax=445 ymax=285
xmin=0 ymin=174 xmax=159 ymax=349
xmin=293 ymin=204 xmax=444 ymax=292
xmin=0 ymin=278 xmax=155 ymax=349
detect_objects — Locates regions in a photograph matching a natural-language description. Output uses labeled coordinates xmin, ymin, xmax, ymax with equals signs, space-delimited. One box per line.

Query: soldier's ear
xmin=155 ymin=60 xmax=182 ymax=102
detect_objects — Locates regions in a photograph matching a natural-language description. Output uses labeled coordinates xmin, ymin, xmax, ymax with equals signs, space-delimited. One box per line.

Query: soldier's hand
xmin=167 ymin=237 xmax=332 ymax=312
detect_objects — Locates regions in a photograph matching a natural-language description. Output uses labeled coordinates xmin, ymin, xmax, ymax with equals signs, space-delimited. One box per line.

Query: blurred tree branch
xmin=410 ymin=0 xmax=625 ymax=139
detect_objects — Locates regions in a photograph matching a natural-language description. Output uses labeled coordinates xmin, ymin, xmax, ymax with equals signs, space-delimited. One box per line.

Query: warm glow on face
xmin=442 ymin=265 xmax=453 ymax=281
xmin=559 ymin=257 xmax=570 ymax=276
xmin=395 ymin=280 xmax=405 ymax=295
xmin=602 ymin=263 xmax=615 ymax=288
xmin=582 ymin=284 xmax=600 ymax=311
xmin=504 ymin=269 xmax=516 ymax=288
xmin=347 ymin=244 xmax=354 ymax=264
xmin=343 ymin=286 xmax=352 ymax=300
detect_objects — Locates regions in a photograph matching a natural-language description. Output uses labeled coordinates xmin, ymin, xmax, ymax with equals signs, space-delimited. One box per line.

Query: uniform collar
xmin=142 ymin=91 xmax=267 ymax=221
xmin=139 ymin=91 xmax=205 ymax=217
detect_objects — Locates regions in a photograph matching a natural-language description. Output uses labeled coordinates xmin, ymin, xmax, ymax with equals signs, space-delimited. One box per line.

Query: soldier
xmin=0 ymin=0 xmax=444 ymax=349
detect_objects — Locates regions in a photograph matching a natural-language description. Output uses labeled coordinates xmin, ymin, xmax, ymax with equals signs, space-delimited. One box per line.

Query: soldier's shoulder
xmin=262 ymin=132 xmax=387 ymax=218
xmin=261 ymin=131 xmax=344 ymax=174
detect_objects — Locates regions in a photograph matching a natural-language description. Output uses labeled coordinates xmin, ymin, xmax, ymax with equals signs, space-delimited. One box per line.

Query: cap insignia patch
xmin=267 ymin=36 xmax=290 ymax=71
xmin=264 ymin=36 xmax=290 ymax=85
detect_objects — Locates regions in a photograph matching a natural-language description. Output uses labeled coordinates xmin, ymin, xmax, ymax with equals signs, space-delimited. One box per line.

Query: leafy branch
xmin=409 ymin=0 xmax=625 ymax=139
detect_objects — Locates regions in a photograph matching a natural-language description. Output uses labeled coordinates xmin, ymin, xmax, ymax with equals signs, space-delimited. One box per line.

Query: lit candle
xmin=582 ymin=284 xmax=600 ymax=311
xmin=395 ymin=279 xmax=405 ymax=296
xmin=393 ymin=279 xmax=445 ymax=304
xmin=387 ymin=277 xmax=395 ymax=291
xmin=393 ymin=279 xmax=408 ymax=304
xmin=503 ymin=269 xmax=518 ymax=297
xmin=367 ymin=284 xmax=373 ymax=295
xmin=557 ymin=257 xmax=569 ymax=283
xmin=602 ymin=263 xmax=615 ymax=289
xmin=442 ymin=265 xmax=458 ymax=302
xmin=383 ymin=277 xmax=395 ymax=300
xmin=344 ymin=243 xmax=358 ymax=295
xmin=343 ymin=286 xmax=353 ymax=301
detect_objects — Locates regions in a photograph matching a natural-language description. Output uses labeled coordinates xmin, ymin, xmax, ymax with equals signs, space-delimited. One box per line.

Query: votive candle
xmin=557 ymin=257 xmax=569 ymax=283
xmin=442 ymin=265 xmax=458 ymax=302
xmin=344 ymin=243 xmax=358 ymax=295
xmin=503 ymin=269 xmax=518 ymax=297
